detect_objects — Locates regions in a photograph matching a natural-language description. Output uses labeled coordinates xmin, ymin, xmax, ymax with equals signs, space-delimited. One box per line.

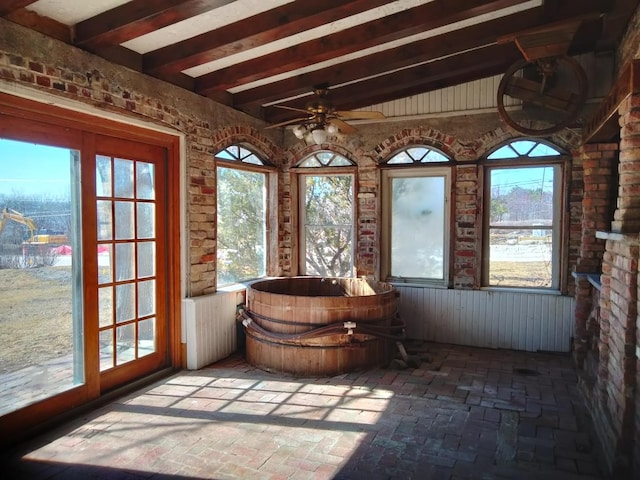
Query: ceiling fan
xmin=266 ymin=85 xmax=385 ymax=144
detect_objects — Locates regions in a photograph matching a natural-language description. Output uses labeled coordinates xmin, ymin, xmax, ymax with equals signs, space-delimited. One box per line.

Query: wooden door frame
xmin=0 ymin=93 xmax=182 ymax=440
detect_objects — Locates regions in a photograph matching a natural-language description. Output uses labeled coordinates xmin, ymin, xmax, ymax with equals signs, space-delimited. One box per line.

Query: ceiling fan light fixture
xmin=311 ymin=127 xmax=328 ymax=145
xmin=293 ymin=125 xmax=306 ymax=139
xmin=326 ymin=122 xmax=338 ymax=135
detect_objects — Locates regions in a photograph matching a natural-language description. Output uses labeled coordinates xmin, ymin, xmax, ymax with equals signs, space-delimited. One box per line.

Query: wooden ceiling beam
xmin=74 ymin=0 xmax=236 ymax=49
xmin=262 ymin=43 xmax=522 ymax=123
xmin=3 ymin=7 xmax=70 ymax=42
xmin=238 ymin=0 xmax=610 ymax=114
xmin=234 ymin=6 xmax=549 ymax=111
xmin=0 ymin=0 xmax=37 ymax=16
xmin=144 ymin=0 xmax=390 ymax=75
xmin=195 ymin=0 xmax=528 ymax=95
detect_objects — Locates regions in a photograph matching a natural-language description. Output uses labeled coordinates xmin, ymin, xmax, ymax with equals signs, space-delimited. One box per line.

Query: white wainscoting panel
xmin=394 ymin=287 xmax=575 ymax=352
xmin=182 ymin=291 xmax=242 ymax=369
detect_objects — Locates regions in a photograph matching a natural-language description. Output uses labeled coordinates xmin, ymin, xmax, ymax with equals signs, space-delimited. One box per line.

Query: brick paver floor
xmin=1 ymin=342 xmax=603 ymax=479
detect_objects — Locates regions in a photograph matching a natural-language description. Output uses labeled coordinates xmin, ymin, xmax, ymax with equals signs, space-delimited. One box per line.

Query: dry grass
xmin=490 ymin=261 xmax=553 ymax=288
xmin=0 ymin=267 xmax=73 ymax=374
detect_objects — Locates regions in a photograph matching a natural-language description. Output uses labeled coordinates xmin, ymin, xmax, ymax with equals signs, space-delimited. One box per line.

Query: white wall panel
xmin=182 ymin=291 xmax=243 ymax=369
xmin=395 ymin=287 xmax=575 ymax=352
xmin=362 ymin=53 xmax=612 ymax=119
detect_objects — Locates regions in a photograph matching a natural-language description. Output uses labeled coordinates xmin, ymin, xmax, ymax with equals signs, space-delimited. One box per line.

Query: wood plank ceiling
xmin=1 ymin=0 xmax=638 ymax=126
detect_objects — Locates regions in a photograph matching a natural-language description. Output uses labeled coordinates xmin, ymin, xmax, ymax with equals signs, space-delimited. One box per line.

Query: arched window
xmin=386 ymin=146 xmax=449 ymax=164
xmin=483 ymin=139 xmax=565 ymax=290
xmin=215 ymin=144 xmax=273 ymax=286
xmin=381 ymin=146 xmax=451 ymax=284
xmin=295 ymin=150 xmax=354 ymax=277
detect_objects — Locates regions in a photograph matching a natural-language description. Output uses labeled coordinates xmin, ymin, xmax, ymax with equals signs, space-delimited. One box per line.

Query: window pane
xmin=488 ymin=228 xmax=552 ymax=287
xmin=136 ymin=203 xmax=155 ymax=239
xmin=511 ymin=140 xmax=536 ymax=155
xmin=529 ymin=143 xmax=561 ymax=157
xmin=98 ymin=286 xmax=113 ymax=327
xmin=216 ymin=166 xmax=266 ymax=285
xmin=424 ymin=150 xmax=448 ymax=162
xmin=305 ymin=226 xmax=353 ymax=277
xmin=299 ymin=156 xmax=322 ymax=167
xmin=138 ymin=279 xmax=155 ymax=318
xmin=137 ymin=241 xmax=155 ymax=278
xmin=138 ymin=318 xmax=155 ymax=357
xmin=387 ymin=152 xmax=412 ymax=164
xmin=487 ymin=145 xmax=518 ymax=159
xmin=113 ymin=158 xmax=134 ymax=198
xmin=303 ymin=175 xmax=353 ymax=277
xmin=114 ymin=201 xmax=134 ymax=239
xmin=97 ymin=200 xmax=112 ymax=240
xmin=489 ymin=167 xmax=554 ymax=227
xmin=96 ymin=155 xmax=112 ymax=197
xmin=0 ymin=139 xmax=84 ymax=415
xmin=407 ymin=147 xmax=428 ymax=160
xmin=115 ymin=243 xmax=135 ymax=281
xmin=98 ymin=244 xmax=112 ymax=284
xmin=99 ymin=329 xmax=113 ymax=371
xmin=115 ymin=323 xmax=135 ymax=365
xmin=115 ymin=283 xmax=136 ymax=323
xmin=487 ymin=154 xmax=559 ymax=289
xmin=390 ymin=176 xmax=445 ymax=279
xmin=136 ymin=162 xmax=155 ymax=200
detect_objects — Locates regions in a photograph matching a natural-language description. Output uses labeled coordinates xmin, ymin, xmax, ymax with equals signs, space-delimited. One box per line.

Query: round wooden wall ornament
xmin=497 ymin=55 xmax=588 ymax=136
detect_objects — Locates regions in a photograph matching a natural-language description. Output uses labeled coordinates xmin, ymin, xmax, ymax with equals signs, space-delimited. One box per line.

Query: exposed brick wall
xmin=577 ymin=145 xmax=617 ymax=273
xmin=453 ymin=164 xmax=479 ymax=289
xmin=573 ymin=144 xmax=617 ymax=368
xmin=569 ymin=155 xmax=584 ymax=295
xmin=0 ymin=19 xmax=282 ymax=297
xmin=0 ymin=19 xmax=590 ymax=300
xmin=598 ymin=236 xmax=638 ymax=475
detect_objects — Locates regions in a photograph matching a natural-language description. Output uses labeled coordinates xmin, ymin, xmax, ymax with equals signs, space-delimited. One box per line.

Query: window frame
xmin=215 ymin=144 xmax=276 ymax=287
xmin=294 ymin=150 xmax=357 ymax=277
xmin=481 ymin=139 xmax=569 ymax=292
xmin=381 ymin=146 xmax=452 ymax=286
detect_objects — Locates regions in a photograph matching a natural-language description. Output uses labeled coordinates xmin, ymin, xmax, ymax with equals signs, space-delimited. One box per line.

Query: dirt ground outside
xmin=0 ymin=266 xmax=73 ymax=374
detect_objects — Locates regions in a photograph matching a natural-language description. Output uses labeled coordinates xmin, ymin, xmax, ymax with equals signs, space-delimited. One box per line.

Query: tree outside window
xmin=297 ymin=152 xmax=354 ymax=277
xmin=215 ymin=146 xmax=269 ymax=286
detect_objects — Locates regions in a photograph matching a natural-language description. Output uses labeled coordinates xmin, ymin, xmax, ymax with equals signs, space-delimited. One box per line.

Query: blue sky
xmin=0 ymin=138 xmax=72 ymax=197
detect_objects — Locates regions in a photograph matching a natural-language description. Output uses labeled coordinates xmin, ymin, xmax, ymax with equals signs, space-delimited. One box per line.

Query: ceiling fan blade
xmin=336 ymin=110 xmax=385 ymax=120
xmin=273 ymin=104 xmax=311 ymax=114
xmin=265 ymin=117 xmax=312 ymax=129
xmin=330 ymin=118 xmax=357 ymax=134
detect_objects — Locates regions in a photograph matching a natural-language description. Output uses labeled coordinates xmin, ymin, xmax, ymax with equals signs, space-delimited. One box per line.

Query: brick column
xmin=597 ymin=234 xmax=638 ymax=475
xmin=356 ymin=155 xmax=378 ymax=278
xmin=453 ymin=164 xmax=479 ymax=289
xmin=573 ymin=145 xmax=616 ymax=365
xmin=568 ymin=153 xmax=584 ymax=296
xmin=278 ymin=168 xmax=293 ymax=276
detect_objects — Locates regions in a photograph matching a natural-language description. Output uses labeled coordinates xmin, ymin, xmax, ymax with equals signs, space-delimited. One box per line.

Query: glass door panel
xmin=96 ymin=155 xmax=158 ymax=371
xmin=0 ymin=138 xmax=83 ymax=416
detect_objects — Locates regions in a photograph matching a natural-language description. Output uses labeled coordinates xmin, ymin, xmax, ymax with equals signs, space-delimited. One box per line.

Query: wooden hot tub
xmin=242 ymin=276 xmax=401 ymax=376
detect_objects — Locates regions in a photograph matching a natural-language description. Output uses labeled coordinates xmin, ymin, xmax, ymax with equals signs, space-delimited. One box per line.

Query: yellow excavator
xmin=0 ymin=208 xmax=67 ymax=245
